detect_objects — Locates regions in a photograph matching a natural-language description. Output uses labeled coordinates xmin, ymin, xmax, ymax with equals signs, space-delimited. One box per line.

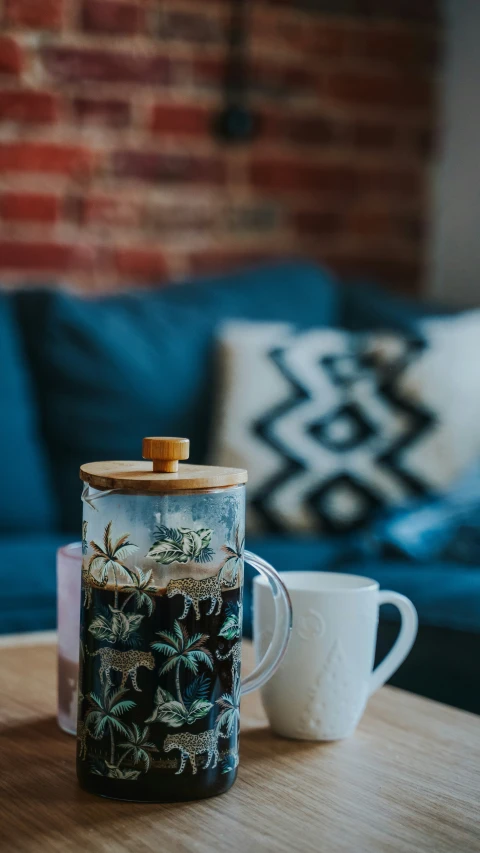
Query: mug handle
xmin=240 ymin=551 xmax=293 ymax=697
xmin=369 ymin=590 xmax=418 ymax=696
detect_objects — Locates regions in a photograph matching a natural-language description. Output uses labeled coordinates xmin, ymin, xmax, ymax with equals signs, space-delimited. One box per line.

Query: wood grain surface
xmin=0 ymin=640 xmax=478 ymax=853
xmin=80 ymin=460 xmax=248 ymax=492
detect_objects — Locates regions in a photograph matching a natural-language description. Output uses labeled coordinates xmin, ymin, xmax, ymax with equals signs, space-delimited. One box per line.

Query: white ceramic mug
xmin=253 ymin=571 xmax=418 ymax=741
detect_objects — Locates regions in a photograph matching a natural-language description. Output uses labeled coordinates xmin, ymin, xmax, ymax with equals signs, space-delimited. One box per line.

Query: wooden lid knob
xmin=142 ymin=437 xmax=190 ymax=473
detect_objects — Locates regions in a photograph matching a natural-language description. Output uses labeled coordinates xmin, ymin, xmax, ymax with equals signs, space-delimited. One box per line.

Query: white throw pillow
xmin=210 ymin=313 xmax=480 ymax=534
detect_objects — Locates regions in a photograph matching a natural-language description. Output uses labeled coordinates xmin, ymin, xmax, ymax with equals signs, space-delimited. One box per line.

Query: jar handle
xmin=241 ymin=551 xmax=292 ymax=696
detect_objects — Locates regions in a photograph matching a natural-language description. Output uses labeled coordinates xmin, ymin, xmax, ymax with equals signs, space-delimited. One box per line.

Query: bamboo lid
xmin=79 ymin=437 xmax=248 ymax=493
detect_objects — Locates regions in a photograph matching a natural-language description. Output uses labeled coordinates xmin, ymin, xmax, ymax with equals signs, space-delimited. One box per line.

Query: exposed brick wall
xmin=0 ymin=0 xmax=440 ymax=292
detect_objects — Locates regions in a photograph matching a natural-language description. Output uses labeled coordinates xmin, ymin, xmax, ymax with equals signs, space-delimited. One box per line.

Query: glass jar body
xmin=77 ymin=484 xmax=245 ymax=802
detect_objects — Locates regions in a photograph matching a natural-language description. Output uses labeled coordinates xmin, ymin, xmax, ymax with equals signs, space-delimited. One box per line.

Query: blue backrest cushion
xmin=16 ymin=262 xmax=339 ymax=532
xmin=340 ymin=280 xmax=451 ymax=333
xmin=0 ymin=293 xmax=57 ymax=532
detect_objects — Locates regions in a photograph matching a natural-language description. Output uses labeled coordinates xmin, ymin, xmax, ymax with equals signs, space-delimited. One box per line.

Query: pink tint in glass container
xmin=57 ymin=542 xmax=82 ymax=735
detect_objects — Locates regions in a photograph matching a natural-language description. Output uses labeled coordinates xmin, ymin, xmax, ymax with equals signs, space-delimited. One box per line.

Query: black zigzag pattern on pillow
xmin=368 ymin=340 xmax=436 ymax=496
xmin=250 ymin=334 xmax=436 ymax=533
xmin=251 ymin=347 xmax=306 ymax=532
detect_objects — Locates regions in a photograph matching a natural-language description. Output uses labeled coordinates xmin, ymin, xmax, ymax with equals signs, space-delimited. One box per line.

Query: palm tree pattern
xmin=117 ymin=724 xmax=158 ymax=772
xmin=84 ymin=687 xmax=135 ymax=766
xmin=86 ymin=521 xmax=138 ymax=608
xmin=78 ymin=519 xmax=243 ymax=780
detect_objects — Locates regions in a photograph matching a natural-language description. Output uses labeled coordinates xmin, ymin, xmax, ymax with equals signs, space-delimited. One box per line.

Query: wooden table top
xmin=0 ymin=638 xmax=479 ymax=853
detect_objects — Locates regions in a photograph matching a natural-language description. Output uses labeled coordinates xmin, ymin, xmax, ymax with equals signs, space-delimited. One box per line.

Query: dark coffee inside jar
xmin=77 ymin=577 xmax=242 ymax=802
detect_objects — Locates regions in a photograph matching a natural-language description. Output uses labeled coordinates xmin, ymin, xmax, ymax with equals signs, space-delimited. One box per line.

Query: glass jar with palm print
xmin=77 ymin=437 xmax=292 ymax=802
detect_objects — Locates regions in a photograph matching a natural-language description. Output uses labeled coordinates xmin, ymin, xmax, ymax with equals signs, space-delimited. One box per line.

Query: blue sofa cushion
xmin=340 ymin=280 xmax=450 ymax=333
xmin=371 ymin=459 xmax=480 ymax=563
xmin=0 ymin=294 xmax=57 ymax=532
xmin=243 ymin=537 xmax=480 ymax=637
xmin=15 ymin=262 xmax=339 ymax=532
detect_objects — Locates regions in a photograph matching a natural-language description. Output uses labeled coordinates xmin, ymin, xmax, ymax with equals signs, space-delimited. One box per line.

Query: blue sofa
xmin=1 ymin=262 xmax=479 ymax=713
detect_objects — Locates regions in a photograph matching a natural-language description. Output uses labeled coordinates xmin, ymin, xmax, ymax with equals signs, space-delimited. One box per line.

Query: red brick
xmin=1 ymin=192 xmax=60 ymax=223
xmin=112 ymin=150 xmax=225 ymax=185
xmin=408 ymin=126 xmax=435 ymax=158
xmin=356 ymin=0 xmax=438 ymax=23
xmin=157 ymin=9 xmax=224 ymax=43
xmin=72 ymin=97 xmax=131 ymax=128
xmin=195 ymin=56 xmax=317 ymax=100
xmin=357 ymin=167 xmax=421 ymax=197
xmin=346 ymin=210 xmax=424 ymax=242
xmin=325 ymin=253 xmax=421 ymax=293
xmin=82 ymin=0 xmax=146 ymax=35
xmin=0 ymin=90 xmax=59 ymax=123
xmin=325 ymin=71 xmax=433 ymax=110
xmin=0 ymin=0 xmax=436 ymax=297
xmin=150 ymin=104 xmax=211 ymax=136
xmin=114 ymin=247 xmax=169 ymax=281
xmin=149 ymin=202 xmax=215 ymax=233
xmin=0 ymin=37 xmax=24 ymax=76
xmin=283 ymin=116 xmax=337 ymax=146
xmin=351 ymin=120 xmax=397 ymax=150
xmin=252 ymin=60 xmax=317 ymax=99
xmin=254 ymin=13 xmax=347 ymax=57
xmin=80 ymin=194 xmax=143 ymax=228
xmin=401 ymin=215 xmax=424 ymax=243
xmin=310 ymin=21 xmax=349 ymax=56
xmin=43 ymin=47 xmax=172 ymax=85
xmin=344 ymin=210 xmax=395 ymax=238
xmin=258 ymin=0 xmax=323 ymax=11
xmin=193 ymin=57 xmax=225 ymax=89
xmin=252 ymin=12 xmax=303 ymax=51
xmin=224 ymin=203 xmax=280 ymax=234
xmin=262 ymin=110 xmax=333 ymax=145
xmin=5 ymin=0 xmax=64 ymax=30
xmin=258 ymin=112 xmax=281 ymax=139
xmin=294 ymin=210 xmax=340 ymax=236
xmin=0 ymin=142 xmax=96 ymax=176
xmin=251 ymin=159 xmax=355 ymax=194
xmin=264 ymin=0 xmax=438 ymax=21
xmin=0 ymin=241 xmax=96 ymax=271
xmin=356 ymin=27 xmax=440 ymax=66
